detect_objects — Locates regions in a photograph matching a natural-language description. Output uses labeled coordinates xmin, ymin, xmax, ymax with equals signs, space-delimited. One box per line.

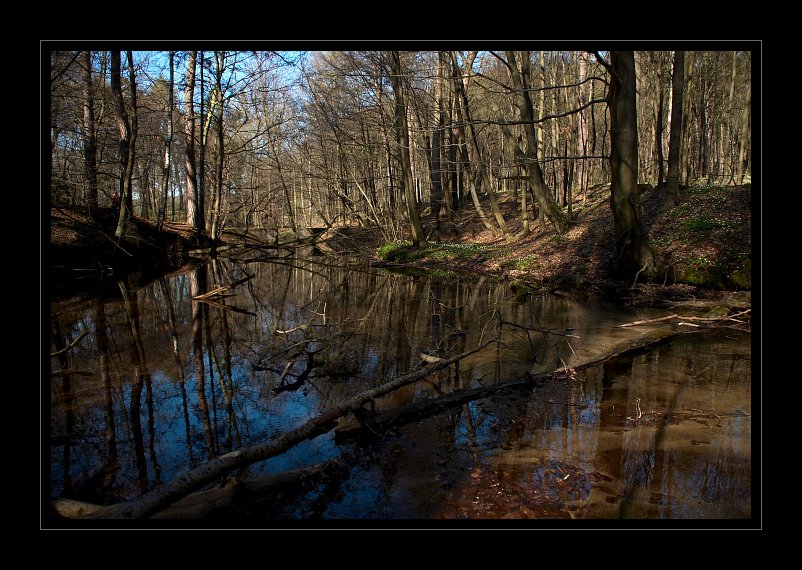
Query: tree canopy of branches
xmin=48 ymin=48 xmax=754 ymax=276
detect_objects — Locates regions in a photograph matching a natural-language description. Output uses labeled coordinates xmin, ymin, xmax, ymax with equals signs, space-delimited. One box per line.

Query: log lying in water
xmin=71 ymin=340 xmax=494 ymax=520
xmin=337 ymin=327 xmax=708 ymax=439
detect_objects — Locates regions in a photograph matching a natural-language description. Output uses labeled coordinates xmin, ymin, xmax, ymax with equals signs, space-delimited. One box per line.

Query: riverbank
xmin=48 ymin=183 xmax=752 ymax=308
xmin=323 ymin=183 xmax=753 ymax=308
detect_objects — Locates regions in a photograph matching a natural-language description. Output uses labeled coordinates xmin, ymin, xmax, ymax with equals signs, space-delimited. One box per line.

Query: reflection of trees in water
xmin=49 ymin=259 xmax=751 ymax=517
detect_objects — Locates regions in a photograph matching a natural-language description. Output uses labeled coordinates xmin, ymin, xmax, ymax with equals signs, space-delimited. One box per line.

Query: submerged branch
xmin=79 ymin=340 xmax=494 ymax=519
xmin=619 ymin=309 xmax=751 ymax=328
xmin=50 ymin=330 xmax=90 ymax=357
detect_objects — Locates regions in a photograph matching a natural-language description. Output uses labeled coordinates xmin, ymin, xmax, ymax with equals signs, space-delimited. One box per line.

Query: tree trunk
xmin=429 ymin=52 xmax=445 ymax=224
xmin=111 ymin=51 xmax=136 ymax=238
xmin=81 ymin=51 xmax=98 ymax=211
xmin=655 ymin=84 xmax=665 ymax=186
xmin=608 ymin=51 xmax=657 ymax=278
xmin=198 ymin=52 xmax=207 ymax=235
xmin=184 ymin=51 xmax=200 ymax=237
xmin=505 ymin=51 xmax=569 ymax=234
xmin=388 ymin=51 xmax=427 ymax=247
xmin=460 ymin=53 xmax=509 ymax=236
xmin=737 ymin=69 xmax=750 ymax=184
xmin=158 ymin=51 xmax=174 ymax=230
xmin=665 ymin=51 xmax=684 ymax=207
xmin=210 ymin=51 xmax=225 ymax=242
xmin=451 ymin=53 xmax=494 ymax=233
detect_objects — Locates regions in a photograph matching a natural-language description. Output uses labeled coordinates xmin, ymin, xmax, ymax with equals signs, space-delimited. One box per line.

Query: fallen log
xmin=337 ymin=327 xmax=707 ymax=439
xmin=78 ymin=340 xmax=494 ymax=520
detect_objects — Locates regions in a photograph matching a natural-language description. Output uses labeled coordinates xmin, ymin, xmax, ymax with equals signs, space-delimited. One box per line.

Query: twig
xmin=499 ymin=319 xmax=581 ymax=338
xmin=50 ymin=330 xmax=90 ymax=357
xmin=192 ymin=275 xmax=253 ymax=300
xmin=631 ymin=262 xmax=648 ymax=289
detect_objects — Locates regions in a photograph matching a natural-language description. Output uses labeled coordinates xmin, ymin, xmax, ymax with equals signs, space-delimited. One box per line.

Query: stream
xmin=48 ymin=253 xmax=753 ymax=523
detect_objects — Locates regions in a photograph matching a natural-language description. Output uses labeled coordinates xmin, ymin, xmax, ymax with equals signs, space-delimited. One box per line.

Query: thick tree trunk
xmin=81 ymin=51 xmax=98 ymax=211
xmin=184 ymin=51 xmax=200 ymax=237
xmin=388 ymin=51 xmax=427 ymax=247
xmin=665 ymin=51 xmax=684 ymax=207
xmin=608 ymin=51 xmax=657 ymax=278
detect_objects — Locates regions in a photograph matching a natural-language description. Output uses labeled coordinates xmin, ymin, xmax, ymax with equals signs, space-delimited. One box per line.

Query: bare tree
xmin=81 ymin=51 xmax=98 ymax=210
xmin=602 ymin=51 xmax=657 ymax=277
xmin=111 ymin=50 xmax=138 ymax=238
xmin=184 ymin=51 xmax=202 ymax=237
xmin=388 ymin=51 xmax=427 ymax=247
xmin=665 ymin=51 xmax=685 ymax=207
xmin=158 ymin=51 xmax=174 ymax=230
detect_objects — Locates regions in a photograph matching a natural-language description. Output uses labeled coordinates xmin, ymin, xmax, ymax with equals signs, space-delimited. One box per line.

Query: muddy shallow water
xmin=47 ymin=255 xmax=753 ymax=525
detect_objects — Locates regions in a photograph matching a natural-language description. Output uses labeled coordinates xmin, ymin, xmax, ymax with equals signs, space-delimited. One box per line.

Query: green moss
xmin=728 ymin=258 xmax=751 ymax=290
xmin=704 ymin=305 xmax=731 ymax=318
xmin=378 ymin=241 xmax=497 ymax=263
xmin=377 ymin=240 xmax=413 ymax=261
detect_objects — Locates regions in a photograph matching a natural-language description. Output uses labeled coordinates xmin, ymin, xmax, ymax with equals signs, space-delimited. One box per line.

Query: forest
xmin=48 ymin=48 xmax=752 ymax=282
xmin=46 ymin=45 xmax=756 ymax=525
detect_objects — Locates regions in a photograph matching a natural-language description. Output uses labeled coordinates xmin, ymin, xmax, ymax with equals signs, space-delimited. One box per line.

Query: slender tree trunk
xmin=198 ymin=52 xmax=207 ymax=235
xmin=438 ymin=51 xmax=453 ymax=218
xmin=665 ymin=51 xmax=685 ymax=207
xmin=159 ymin=51 xmax=174 ymax=231
xmin=655 ymin=84 xmax=665 ymax=186
xmin=81 ymin=51 xmax=98 ymax=211
xmin=388 ymin=51 xmax=427 ymax=247
xmin=608 ymin=51 xmax=657 ymax=277
xmin=430 ymin=52 xmax=444 ymax=224
xmin=451 ymin=53 xmax=493 ymax=232
xmin=452 ymin=51 xmax=509 ymax=236
xmin=184 ymin=51 xmax=200 ymax=237
xmin=737 ymin=67 xmax=751 ymax=184
xmin=210 ymin=51 xmax=225 ymax=241
xmin=505 ymin=51 xmax=569 ymax=234
xmin=111 ymin=51 xmax=137 ymax=238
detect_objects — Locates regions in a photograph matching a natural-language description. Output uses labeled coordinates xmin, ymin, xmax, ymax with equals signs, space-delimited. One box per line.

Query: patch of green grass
xmin=650 ymin=237 xmax=671 ymax=248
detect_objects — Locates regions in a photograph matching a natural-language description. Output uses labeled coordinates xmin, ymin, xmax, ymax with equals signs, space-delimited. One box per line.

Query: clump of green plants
xmin=377 ymin=241 xmax=496 ymax=263
xmin=377 ymin=240 xmax=413 ymax=261
xmin=501 ymin=254 xmax=539 ymax=271
xmin=682 ymin=216 xmax=720 ymax=232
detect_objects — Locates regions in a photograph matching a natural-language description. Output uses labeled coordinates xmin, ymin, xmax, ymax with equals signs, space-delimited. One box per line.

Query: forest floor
xmin=321 ymin=183 xmax=754 ymax=308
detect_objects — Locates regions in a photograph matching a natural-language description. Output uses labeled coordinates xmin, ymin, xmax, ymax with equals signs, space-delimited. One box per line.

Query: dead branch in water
xmin=192 ymin=275 xmax=253 ymax=300
xmin=619 ymin=309 xmax=751 ymax=328
xmin=50 ymin=330 xmax=90 ymax=357
xmin=77 ymin=340 xmax=494 ymax=520
xmin=338 ymin=327 xmax=703 ymax=439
